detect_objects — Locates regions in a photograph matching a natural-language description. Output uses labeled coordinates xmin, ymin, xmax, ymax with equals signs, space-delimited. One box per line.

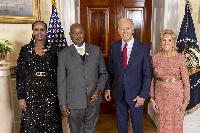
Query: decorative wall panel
xmin=88 ymin=8 xmax=109 ymax=56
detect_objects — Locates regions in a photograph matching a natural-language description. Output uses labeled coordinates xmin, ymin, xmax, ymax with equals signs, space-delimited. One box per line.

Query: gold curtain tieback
xmin=155 ymin=77 xmax=182 ymax=82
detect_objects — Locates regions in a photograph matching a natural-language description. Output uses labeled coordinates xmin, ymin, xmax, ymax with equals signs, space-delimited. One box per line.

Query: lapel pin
xmin=86 ymin=53 xmax=89 ymax=55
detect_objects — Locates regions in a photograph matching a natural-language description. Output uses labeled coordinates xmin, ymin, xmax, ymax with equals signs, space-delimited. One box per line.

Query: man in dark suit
xmin=57 ymin=23 xmax=108 ymax=133
xmin=105 ymin=18 xmax=152 ymax=133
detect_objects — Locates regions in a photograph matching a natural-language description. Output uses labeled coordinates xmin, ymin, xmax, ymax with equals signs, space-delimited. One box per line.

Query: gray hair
xmin=118 ymin=18 xmax=134 ymax=29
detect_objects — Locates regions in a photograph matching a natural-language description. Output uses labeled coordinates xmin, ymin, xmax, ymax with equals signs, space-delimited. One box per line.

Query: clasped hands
xmin=105 ymin=90 xmax=145 ymax=107
xmin=133 ymin=96 xmax=145 ymax=107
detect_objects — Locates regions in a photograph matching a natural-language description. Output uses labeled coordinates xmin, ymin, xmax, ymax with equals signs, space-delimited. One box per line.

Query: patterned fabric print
xmin=150 ymin=53 xmax=190 ymax=133
xmin=16 ymin=43 xmax=62 ymax=133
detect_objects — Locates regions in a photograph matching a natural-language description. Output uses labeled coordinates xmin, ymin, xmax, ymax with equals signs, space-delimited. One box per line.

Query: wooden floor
xmin=96 ymin=114 xmax=157 ymax=133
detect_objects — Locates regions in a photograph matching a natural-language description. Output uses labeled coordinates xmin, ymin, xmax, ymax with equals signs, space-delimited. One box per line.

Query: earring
xmin=31 ymin=34 xmax=35 ymax=43
xmin=172 ymin=45 xmax=177 ymax=51
xmin=32 ymin=34 xmax=35 ymax=40
xmin=172 ymin=45 xmax=175 ymax=51
xmin=160 ymin=45 xmax=163 ymax=52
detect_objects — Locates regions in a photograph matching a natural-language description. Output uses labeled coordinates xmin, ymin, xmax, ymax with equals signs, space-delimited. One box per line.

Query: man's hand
xmin=105 ymin=90 xmax=111 ymax=101
xmin=90 ymin=89 xmax=100 ymax=102
xmin=60 ymin=105 xmax=70 ymax=115
xmin=18 ymin=99 xmax=27 ymax=111
xmin=133 ymin=96 xmax=145 ymax=107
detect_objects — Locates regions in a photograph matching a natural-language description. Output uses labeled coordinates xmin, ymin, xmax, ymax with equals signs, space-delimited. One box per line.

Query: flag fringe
xmin=185 ymin=103 xmax=200 ymax=115
xmin=188 ymin=67 xmax=200 ymax=75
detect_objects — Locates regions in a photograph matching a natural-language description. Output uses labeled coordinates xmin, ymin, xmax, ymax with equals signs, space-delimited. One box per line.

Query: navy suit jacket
xmin=106 ymin=39 xmax=152 ymax=104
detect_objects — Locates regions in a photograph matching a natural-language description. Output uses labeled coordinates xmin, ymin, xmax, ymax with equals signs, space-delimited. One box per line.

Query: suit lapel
xmin=70 ymin=45 xmax=83 ymax=63
xmin=125 ymin=40 xmax=139 ymax=71
xmin=84 ymin=43 xmax=91 ymax=64
xmin=117 ymin=41 xmax=124 ymax=73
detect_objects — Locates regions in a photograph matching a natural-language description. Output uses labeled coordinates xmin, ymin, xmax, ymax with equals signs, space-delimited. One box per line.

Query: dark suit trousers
xmin=115 ymin=98 xmax=144 ymax=133
xmin=67 ymin=104 xmax=100 ymax=133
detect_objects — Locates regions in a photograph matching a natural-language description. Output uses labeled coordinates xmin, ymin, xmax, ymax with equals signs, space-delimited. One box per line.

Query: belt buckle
xmin=36 ymin=72 xmax=46 ymax=77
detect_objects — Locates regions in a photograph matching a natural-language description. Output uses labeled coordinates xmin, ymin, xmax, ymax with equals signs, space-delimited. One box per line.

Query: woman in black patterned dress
xmin=16 ymin=21 xmax=62 ymax=133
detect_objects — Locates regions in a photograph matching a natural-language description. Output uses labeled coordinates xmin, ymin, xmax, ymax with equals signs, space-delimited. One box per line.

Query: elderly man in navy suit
xmin=105 ymin=18 xmax=152 ymax=133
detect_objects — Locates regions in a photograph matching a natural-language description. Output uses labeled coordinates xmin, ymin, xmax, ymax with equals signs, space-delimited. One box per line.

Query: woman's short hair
xmin=160 ymin=29 xmax=178 ymax=52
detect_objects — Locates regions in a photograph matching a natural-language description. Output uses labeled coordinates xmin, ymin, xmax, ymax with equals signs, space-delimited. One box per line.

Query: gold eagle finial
xmin=52 ymin=0 xmax=57 ymax=7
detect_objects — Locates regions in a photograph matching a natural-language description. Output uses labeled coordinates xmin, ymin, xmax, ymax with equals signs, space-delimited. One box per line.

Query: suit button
xmin=124 ymin=74 xmax=125 ymax=76
xmin=86 ymin=87 xmax=88 ymax=89
xmin=84 ymin=76 xmax=87 ymax=79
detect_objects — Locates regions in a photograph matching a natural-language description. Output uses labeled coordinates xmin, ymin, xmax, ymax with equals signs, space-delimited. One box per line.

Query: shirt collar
xmin=122 ymin=37 xmax=134 ymax=48
xmin=73 ymin=42 xmax=85 ymax=51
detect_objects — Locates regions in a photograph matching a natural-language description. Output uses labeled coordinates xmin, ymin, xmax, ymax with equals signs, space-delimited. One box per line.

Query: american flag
xmin=47 ymin=0 xmax=67 ymax=49
xmin=177 ymin=0 xmax=200 ymax=115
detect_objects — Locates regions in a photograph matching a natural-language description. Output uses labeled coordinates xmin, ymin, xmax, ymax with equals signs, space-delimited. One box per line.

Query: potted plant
xmin=0 ymin=38 xmax=13 ymax=61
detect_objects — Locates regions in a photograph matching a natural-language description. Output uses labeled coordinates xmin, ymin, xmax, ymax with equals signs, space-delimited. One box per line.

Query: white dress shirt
xmin=73 ymin=42 xmax=86 ymax=55
xmin=121 ymin=37 xmax=134 ymax=64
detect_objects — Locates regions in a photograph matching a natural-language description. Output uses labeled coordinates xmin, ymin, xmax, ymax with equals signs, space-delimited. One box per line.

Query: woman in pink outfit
xmin=150 ymin=29 xmax=190 ymax=133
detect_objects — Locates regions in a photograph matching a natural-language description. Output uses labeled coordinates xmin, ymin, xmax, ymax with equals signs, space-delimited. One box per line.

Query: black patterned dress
xmin=16 ymin=42 xmax=62 ymax=133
